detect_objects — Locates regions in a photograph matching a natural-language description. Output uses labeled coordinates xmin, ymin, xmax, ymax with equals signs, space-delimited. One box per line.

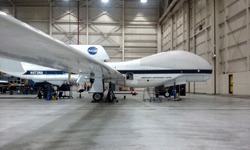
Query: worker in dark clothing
xmin=38 ymin=90 xmax=42 ymax=99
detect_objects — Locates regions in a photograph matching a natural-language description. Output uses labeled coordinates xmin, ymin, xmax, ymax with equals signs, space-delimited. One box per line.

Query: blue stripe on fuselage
xmin=117 ymin=70 xmax=212 ymax=74
xmin=23 ymin=71 xmax=75 ymax=75
xmin=24 ymin=70 xmax=212 ymax=75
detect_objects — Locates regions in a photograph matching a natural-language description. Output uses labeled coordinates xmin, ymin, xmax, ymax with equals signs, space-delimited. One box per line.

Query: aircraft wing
xmin=0 ymin=11 xmax=124 ymax=81
xmin=164 ymin=75 xmax=187 ymax=87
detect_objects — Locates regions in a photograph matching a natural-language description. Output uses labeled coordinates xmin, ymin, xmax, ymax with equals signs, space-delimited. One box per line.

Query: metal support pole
xmin=213 ymin=0 xmax=217 ymax=94
xmin=192 ymin=0 xmax=195 ymax=93
xmin=77 ymin=1 xmax=80 ymax=45
xmin=194 ymin=34 xmax=196 ymax=93
xmin=122 ymin=0 xmax=125 ymax=61
xmin=13 ymin=3 xmax=15 ymax=17
xmin=157 ymin=23 xmax=162 ymax=53
xmin=171 ymin=16 xmax=173 ymax=50
xmin=86 ymin=0 xmax=89 ymax=44
xmin=49 ymin=2 xmax=52 ymax=36
xmin=224 ymin=0 xmax=229 ymax=74
xmin=247 ymin=0 xmax=250 ymax=72
xmin=157 ymin=0 xmax=161 ymax=53
xmin=187 ymin=0 xmax=190 ymax=51
xmin=192 ymin=0 xmax=195 ymax=53
xmin=205 ymin=0 xmax=208 ymax=61
xmin=69 ymin=1 xmax=71 ymax=44
xmin=194 ymin=1 xmax=196 ymax=93
xmin=182 ymin=3 xmax=185 ymax=50
xmin=187 ymin=0 xmax=190 ymax=92
xmin=175 ymin=13 xmax=177 ymax=49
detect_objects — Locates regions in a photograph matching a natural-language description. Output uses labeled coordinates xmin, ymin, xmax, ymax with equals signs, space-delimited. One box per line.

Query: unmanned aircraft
xmin=0 ymin=11 xmax=212 ymax=101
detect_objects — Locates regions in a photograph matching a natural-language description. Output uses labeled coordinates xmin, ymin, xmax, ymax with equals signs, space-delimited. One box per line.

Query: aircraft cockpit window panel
xmin=126 ymin=72 xmax=133 ymax=80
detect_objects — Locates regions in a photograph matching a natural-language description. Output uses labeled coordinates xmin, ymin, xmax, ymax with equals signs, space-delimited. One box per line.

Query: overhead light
xmin=141 ymin=0 xmax=147 ymax=3
xmin=102 ymin=0 xmax=109 ymax=3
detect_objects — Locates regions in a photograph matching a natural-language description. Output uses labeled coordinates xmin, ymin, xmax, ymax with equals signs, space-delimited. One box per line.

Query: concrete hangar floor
xmin=0 ymin=92 xmax=249 ymax=150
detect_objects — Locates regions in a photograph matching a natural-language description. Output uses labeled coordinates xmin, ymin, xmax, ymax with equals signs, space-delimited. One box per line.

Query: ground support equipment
xmin=105 ymin=88 xmax=117 ymax=103
xmin=143 ymin=87 xmax=162 ymax=103
xmin=77 ymin=89 xmax=84 ymax=99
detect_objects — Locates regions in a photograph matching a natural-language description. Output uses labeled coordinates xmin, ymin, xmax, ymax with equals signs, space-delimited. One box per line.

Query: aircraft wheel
xmin=93 ymin=93 xmax=103 ymax=101
xmin=164 ymin=92 xmax=170 ymax=98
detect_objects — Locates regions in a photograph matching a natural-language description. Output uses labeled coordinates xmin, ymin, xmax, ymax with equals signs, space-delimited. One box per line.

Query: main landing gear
xmin=92 ymin=93 xmax=103 ymax=102
xmin=92 ymin=90 xmax=118 ymax=103
xmin=164 ymin=91 xmax=170 ymax=98
xmin=91 ymin=82 xmax=118 ymax=103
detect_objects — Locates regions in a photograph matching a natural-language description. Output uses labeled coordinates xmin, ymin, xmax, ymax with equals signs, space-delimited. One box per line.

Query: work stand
xmin=143 ymin=87 xmax=162 ymax=103
xmin=58 ymin=91 xmax=73 ymax=99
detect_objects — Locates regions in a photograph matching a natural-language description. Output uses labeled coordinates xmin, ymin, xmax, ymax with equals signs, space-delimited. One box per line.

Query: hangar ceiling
xmin=0 ymin=0 xmax=162 ymax=62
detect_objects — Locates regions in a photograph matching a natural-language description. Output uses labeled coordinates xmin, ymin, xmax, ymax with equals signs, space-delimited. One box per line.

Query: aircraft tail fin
xmin=70 ymin=45 xmax=110 ymax=62
xmin=0 ymin=57 xmax=25 ymax=74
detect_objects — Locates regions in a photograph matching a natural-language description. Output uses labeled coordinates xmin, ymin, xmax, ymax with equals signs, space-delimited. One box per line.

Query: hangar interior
xmin=1 ymin=1 xmax=250 ymax=149
xmin=0 ymin=0 xmax=250 ymax=96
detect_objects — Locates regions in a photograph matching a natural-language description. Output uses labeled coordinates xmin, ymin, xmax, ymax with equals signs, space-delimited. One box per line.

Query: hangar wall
xmin=160 ymin=0 xmax=250 ymax=95
xmin=0 ymin=0 xmax=159 ymax=62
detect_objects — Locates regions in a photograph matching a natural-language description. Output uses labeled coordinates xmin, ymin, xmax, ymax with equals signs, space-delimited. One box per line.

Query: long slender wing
xmin=0 ymin=11 xmax=124 ymax=80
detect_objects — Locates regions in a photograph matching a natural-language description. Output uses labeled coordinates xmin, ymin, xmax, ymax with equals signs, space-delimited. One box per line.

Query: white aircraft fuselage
xmin=107 ymin=50 xmax=212 ymax=88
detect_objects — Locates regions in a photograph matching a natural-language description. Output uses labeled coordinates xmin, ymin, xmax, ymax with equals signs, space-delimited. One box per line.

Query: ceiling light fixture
xmin=102 ymin=0 xmax=109 ymax=3
xmin=141 ymin=0 xmax=147 ymax=3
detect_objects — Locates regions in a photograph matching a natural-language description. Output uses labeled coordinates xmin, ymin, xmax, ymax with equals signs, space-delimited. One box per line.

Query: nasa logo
xmin=88 ymin=47 xmax=98 ymax=55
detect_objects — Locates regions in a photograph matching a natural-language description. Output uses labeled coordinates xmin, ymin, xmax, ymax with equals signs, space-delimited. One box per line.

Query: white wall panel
xmin=161 ymin=0 xmax=214 ymax=94
xmin=161 ymin=0 xmax=250 ymax=95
